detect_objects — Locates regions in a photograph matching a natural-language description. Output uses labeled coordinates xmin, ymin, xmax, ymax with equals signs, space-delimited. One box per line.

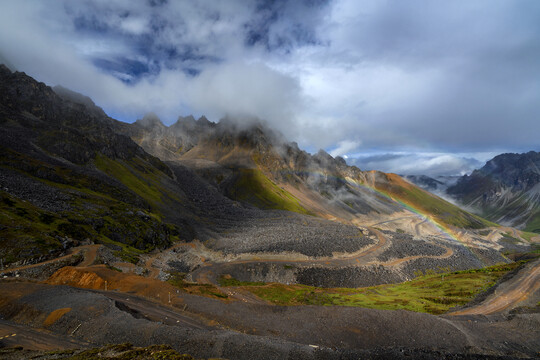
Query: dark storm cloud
xmin=244 ymin=0 xmax=328 ymax=52
xmin=0 ymin=0 xmax=538 ymax=175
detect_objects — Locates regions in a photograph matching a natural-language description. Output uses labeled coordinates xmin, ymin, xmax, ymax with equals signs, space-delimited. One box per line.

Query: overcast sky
xmin=1 ymin=0 xmax=538 ymax=176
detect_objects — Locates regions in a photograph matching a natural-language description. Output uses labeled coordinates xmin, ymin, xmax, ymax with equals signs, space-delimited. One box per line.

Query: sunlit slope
xmin=363 ymin=171 xmax=495 ymax=229
xmin=225 ymin=168 xmax=311 ymax=215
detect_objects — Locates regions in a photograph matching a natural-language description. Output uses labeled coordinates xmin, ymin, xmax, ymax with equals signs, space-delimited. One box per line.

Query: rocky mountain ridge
xmin=120 ymin=109 xmax=492 ymax=230
xmin=447 ymin=151 xmax=540 ymax=232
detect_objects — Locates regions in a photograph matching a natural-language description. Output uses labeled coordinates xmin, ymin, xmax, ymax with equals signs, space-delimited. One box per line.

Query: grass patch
xmin=400 ymin=186 xmax=493 ymax=229
xmin=218 ymin=275 xmax=266 ymax=287
xmin=221 ymin=262 xmax=525 ymax=314
xmin=94 ymin=154 xmax=164 ymax=206
xmin=41 ymin=343 xmax=196 ymax=360
xmin=520 ymin=231 xmax=539 ymax=242
xmin=0 ymin=191 xmax=64 ymax=264
xmin=227 ymin=168 xmax=311 ymax=215
xmin=168 ymin=272 xmax=228 ymax=299
xmin=524 ymin=212 xmax=540 ymax=234
xmin=0 ymin=150 xmax=180 ymax=266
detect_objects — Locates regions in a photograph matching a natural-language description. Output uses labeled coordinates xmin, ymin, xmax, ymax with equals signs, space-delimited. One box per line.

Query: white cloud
xmin=119 ymin=17 xmax=148 ymax=35
xmin=329 ymin=140 xmax=361 ymax=157
xmin=347 ymin=152 xmax=492 ymax=176
xmin=0 ymin=0 xmax=538 ymax=160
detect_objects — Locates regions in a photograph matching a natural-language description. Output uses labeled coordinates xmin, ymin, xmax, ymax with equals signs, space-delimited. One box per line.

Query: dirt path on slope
xmin=370 ymin=215 xmax=418 ymax=227
xmin=381 ymin=245 xmax=453 ymax=267
xmin=486 ymin=228 xmax=499 ymax=242
xmin=414 ymin=217 xmax=429 ymax=236
xmin=449 ymin=258 xmax=540 ymax=315
xmin=4 ymin=245 xmax=101 ymax=273
xmin=77 ymin=245 xmax=101 ymax=267
xmin=143 ymin=251 xmax=163 ymax=279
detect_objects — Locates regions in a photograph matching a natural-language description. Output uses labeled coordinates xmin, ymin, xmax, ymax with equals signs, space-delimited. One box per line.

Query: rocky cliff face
xmin=447 ymin=151 xmax=540 ymax=232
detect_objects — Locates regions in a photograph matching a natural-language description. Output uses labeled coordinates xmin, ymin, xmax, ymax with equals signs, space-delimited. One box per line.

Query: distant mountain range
xmin=405 ymin=152 xmax=540 ymax=233
xmin=447 ymin=151 xmax=540 ymax=233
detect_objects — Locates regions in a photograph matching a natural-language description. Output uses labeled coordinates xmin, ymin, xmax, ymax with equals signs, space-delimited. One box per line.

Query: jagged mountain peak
xmin=481 ymin=151 xmax=540 ymax=177
xmin=464 ymin=151 xmax=540 ymax=191
xmin=135 ymin=112 xmax=165 ymax=129
xmin=197 ymin=115 xmax=211 ymax=125
xmin=170 ymin=114 xmax=215 ymax=132
xmin=1 ymin=65 xmax=489 ymax=232
xmin=0 ymin=65 xmax=59 ymax=117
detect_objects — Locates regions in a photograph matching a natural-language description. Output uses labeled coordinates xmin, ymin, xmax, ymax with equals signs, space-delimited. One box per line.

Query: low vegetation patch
xmin=26 ymin=343 xmax=197 ymax=359
xmin=0 ymin=149 xmax=183 ymax=267
xmin=227 ymin=168 xmax=311 ymax=215
xmin=370 ymin=174 xmax=495 ymax=229
xmin=520 ymin=231 xmax=539 ymax=242
xmin=168 ymin=272 xmax=228 ymax=299
xmin=524 ymin=213 xmax=540 ymax=234
xmin=218 ymin=275 xmax=265 ymax=287
xmin=221 ymin=262 xmax=526 ymax=314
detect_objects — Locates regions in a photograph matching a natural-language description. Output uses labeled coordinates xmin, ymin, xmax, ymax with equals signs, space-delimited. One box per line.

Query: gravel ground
xmin=1 ymin=282 xmax=538 ymax=359
xmin=0 ymin=168 xmax=73 ymax=213
xmin=169 ymin=163 xmax=374 ymax=257
xmin=295 ymin=264 xmax=406 ymax=287
xmin=377 ymin=232 xmax=446 ymax=262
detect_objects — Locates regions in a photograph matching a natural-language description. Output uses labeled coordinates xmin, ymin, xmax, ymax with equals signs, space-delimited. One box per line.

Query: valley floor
xmin=0 ymin=242 xmax=539 ymax=359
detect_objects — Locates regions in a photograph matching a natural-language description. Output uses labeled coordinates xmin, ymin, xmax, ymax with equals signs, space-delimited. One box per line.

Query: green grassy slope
xmin=226 ymin=168 xmax=311 ymax=215
xmin=0 ymin=149 xmax=182 ymax=266
xmin=219 ymin=261 xmax=526 ymax=315
xmin=368 ymin=172 xmax=495 ymax=229
xmin=525 ymin=212 xmax=540 ymax=233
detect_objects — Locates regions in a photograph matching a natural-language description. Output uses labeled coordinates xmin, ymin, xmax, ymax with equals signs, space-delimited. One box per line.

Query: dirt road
xmin=0 ymin=320 xmax=86 ymax=350
xmin=450 ymin=258 xmax=540 ymax=315
xmin=91 ymin=290 xmax=215 ymax=330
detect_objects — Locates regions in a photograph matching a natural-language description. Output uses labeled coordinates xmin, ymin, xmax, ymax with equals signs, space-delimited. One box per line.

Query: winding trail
xmin=76 ymin=245 xmax=101 ymax=267
xmin=450 ymin=258 xmax=540 ymax=315
xmin=369 ymin=215 xmax=418 ymax=227
xmin=3 ymin=244 xmax=101 ymax=273
xmin=381 ymin=245 xmax=453 ymax=267
xmin=191 ymin=227 xmax=454 ymax=286
xmin=191 ymin=226 xmax=385 ymax=284
xmin=414 ymin=217 xmax=429 ymax=236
